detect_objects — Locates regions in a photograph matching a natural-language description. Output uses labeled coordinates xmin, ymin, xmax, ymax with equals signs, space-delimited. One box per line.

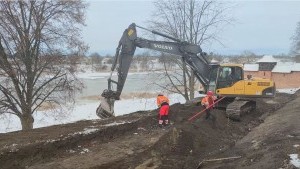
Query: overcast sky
xmin=82 ymin=0 xmax=300 ymax=56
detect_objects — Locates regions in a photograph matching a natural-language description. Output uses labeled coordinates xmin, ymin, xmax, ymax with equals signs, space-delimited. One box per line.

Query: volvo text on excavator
xmin=96 ymin=23 xmax=276 ymax=121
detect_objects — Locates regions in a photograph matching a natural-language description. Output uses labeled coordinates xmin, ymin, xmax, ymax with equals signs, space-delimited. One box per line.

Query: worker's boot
xmin=164 ymin=120 xmax=169 ymax=126
xmin=205 ymin=111 xmax=211 ymax=120
xmin=158 ymin=120 xmax=163 ymax=128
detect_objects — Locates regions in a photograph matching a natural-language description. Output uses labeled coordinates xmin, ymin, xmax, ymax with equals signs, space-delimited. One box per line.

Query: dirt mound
xmin=0 ymin=92 xmax=298 ymax=169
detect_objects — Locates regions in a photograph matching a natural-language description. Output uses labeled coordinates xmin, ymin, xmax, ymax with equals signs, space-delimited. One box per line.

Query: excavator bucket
xmin=96 ymin=97 xmax=115 ymax=119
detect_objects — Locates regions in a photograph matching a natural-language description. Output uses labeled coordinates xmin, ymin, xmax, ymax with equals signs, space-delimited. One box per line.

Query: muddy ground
xmin=0 ymin=91 xmax=300 ymax=169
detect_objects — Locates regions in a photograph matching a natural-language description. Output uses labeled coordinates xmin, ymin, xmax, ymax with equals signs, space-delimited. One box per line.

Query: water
xmin=78 ymin=72 xmax=163 ymax=98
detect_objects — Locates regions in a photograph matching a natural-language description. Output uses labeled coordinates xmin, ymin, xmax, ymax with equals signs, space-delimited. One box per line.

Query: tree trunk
xmin=189 ymin=70 xmax=195 ymax=100
xmin=189 ymin=0 xmax=195 ymax=100
xmin=20 ymin=114 xmax=34 ymax=130
xmin=182 ymin=58 xmax=189 ymax=101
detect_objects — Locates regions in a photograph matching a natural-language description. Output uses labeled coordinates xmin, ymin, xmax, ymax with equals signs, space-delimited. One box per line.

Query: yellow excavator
xmin=96 ymin=23 xmax=276 ymax=120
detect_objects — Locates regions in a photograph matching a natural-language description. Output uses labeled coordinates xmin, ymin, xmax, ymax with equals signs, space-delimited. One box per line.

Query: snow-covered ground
xmin=276 ymin=88 xmax=300 ymax=94
xmin=0 ymin=93 xmax=188 ymax=133
xmin=0 ymin=69 xmax=299 ymax=134
xmin=289 ymin=154 xmax=300 ymax=168
xmin=0 ymin=69 xmax=196 ymax=133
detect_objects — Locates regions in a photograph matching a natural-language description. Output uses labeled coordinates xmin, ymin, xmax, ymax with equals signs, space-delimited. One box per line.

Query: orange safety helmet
xmin=207 ymin=90 xmax=213 ymax=96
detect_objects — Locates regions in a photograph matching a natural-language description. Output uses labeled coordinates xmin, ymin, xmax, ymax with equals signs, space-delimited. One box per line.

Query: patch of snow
xmin=70 ymin=128 xmax=99 ymax=136
xmin=138 ymin=127 xmax=146 ymax=131
xmin=9 ymin=148 xmax=19 ymax=153
xmin=46 ymin=139 xmax=57 ymax=143
xmin=244 ymin=60 xmax=300 ymax=73
xmin=272 ymin=62 xmax=300 ymax=73
xmin=67 ymin=149 xmax=76 ymax=153
xmin=103 ymin=121 xmax=130 ymax=127
xmin=256 ymin=55 xmax=278 ymax=63
xmin=82 ymin=128 xmax=98 ymax=134
xmin=289 ymin=154 xmax=300 ymax=168
xmin=294 ymin=144 xmax=300 ymax=148
xmin=3 ymin=143 xmax=18 ymax=149
xmin=265 ymin=100 xmax=278 ymax=104
xmin=114 ymin=93 xmax=186 ymax=116
xmin=293 ymin=63 xmax=300 ymax=71
xmin=210 ymin=59 xmax=219 ymax=63
xmin=277 ymin=88 xmax=300 ymax=94
xmin=80 ymin=148 xmax=90 ymax=154
xmin=3 ymin=143 xmax=19 ymax=152
xmin=243 ymin=64 xmax=259 ymax=71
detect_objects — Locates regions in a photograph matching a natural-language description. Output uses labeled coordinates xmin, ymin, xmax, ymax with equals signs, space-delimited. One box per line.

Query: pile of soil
xmin=0 ymin=92 xmax=299 ymax=169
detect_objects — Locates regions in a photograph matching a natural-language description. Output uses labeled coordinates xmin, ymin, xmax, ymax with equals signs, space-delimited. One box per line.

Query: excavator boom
xmin=96 ymin=23 xmax=211 ymax=118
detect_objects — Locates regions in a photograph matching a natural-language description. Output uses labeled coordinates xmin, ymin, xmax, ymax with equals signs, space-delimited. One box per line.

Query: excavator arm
xmin=96 ymin=23 xmax=211 ymax=118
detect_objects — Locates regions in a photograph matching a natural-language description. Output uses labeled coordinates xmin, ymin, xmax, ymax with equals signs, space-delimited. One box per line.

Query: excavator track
xmin=226 ymin=99 xmax=256 ymax=121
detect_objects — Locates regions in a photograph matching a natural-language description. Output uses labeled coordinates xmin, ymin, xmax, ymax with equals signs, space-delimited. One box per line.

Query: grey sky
xmin=82 ymin=0 xmax=300 ymax=56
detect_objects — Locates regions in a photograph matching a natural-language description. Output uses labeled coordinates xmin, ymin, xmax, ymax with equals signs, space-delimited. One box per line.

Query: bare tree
xmin=227 ymin=51 xmax=259 ymax=64
xmin=135 ymin=52 xmax=152 ymax=71
xmin=89 ymin=52 xmax=102 ymax=71
xmin=156 ymin=53 xmax=191 ymax=100
xmin=294 ymin=55 xmax=300 ymax=63
xmin=291 ymin=21 xmax=300 ymax=55
xmin=158 ymin=53 xmax=177 ymax=70
xmin=149 ymin=0 xmax=233 ymax=100
xmin=0 ymin=0 xmax=87 ymax=130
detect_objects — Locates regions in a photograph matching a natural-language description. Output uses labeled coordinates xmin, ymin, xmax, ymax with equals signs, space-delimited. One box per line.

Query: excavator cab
xmin=207 ymin=64 xmax=275 ymax=98
xmin=207 ymin=65 xmax=244 ymax=92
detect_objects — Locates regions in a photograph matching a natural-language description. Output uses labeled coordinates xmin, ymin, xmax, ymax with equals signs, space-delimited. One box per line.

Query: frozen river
xmin=77 ymin=72 xmax=164 ymax=99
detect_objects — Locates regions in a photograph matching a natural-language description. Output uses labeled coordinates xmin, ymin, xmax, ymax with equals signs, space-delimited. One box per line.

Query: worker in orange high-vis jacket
xmin=156 ymin=94 xmax=170 ymax=127
xmin=201 ymin=91 xmax=216 ymax=120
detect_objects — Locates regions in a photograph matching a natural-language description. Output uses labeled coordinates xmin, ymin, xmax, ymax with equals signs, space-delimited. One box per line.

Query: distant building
xmin=244 ymin=55 xmax=300 ymax=89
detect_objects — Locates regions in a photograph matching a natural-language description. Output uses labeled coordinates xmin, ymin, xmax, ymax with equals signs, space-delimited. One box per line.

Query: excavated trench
xmin=0 ymin=92 xmax=297 ymax=169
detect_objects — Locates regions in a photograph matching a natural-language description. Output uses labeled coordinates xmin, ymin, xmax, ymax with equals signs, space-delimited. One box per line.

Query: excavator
xmin=96 ymin=23 xmax=276 ymax=121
